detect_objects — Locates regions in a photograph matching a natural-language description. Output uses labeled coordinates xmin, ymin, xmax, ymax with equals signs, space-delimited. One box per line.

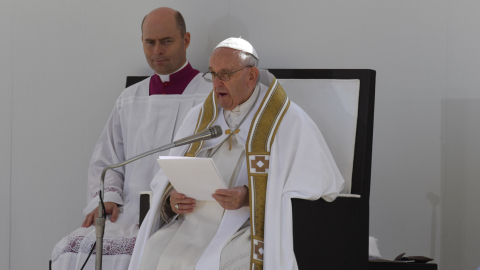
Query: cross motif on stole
xmin=251 ymin=156 xmax=270 ymax=173
xmin=253 ymin=239 xmax=265 ymax=261
xmin=225 ymin=129 xmax=240 ymax=150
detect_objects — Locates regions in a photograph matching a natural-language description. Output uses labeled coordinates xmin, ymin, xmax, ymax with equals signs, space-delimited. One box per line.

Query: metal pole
xmin=95 ymin=201 xmax=104 ymax=269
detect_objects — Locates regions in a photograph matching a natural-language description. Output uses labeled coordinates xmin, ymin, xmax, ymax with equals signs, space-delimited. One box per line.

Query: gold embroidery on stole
xmin=246 ymin=78 xmax=290 ymax=270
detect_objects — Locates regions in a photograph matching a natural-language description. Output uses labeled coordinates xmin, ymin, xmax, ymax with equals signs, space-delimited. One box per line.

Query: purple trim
xmin=149 ymin=62 xmax=200 ymax=95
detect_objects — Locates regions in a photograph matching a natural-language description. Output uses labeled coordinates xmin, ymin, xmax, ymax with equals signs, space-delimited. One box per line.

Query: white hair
xmin=236 ymin=51 xmax=259 ymax=67
xmin=235 ymin=50 xmax=260 ymax=84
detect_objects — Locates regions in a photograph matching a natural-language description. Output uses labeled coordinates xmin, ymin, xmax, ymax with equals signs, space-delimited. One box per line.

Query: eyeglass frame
xmin=202 ymin=65 xmax=253 ymax=82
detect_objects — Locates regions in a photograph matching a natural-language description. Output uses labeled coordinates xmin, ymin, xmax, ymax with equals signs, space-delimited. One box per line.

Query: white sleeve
xmin=83 ymin=99 xmax=125 ymax=215
xmin=263 ymin=104 xmax=345 ymax=270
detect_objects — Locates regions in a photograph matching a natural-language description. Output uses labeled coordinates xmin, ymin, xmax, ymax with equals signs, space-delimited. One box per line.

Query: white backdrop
xmin=1 ymin=1 xmax=480 ymax=269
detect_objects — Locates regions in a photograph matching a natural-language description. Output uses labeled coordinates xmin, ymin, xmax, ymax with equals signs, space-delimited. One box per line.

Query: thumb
xmin=111 ymin=204 xmax=119 ymax=222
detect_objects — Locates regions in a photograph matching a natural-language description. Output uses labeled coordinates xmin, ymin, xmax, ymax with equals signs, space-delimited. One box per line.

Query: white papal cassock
xmin=128 ymin=79 xmax=345 ymax=270
xmin=51 ymin=70 xmax=212 ymax=270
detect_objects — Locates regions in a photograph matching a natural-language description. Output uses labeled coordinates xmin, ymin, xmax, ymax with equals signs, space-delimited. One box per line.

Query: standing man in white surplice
xmin=128 ymin=37 xmax=345 ymax=270
xmin=51 ymin=7 xmax=212 ymax=270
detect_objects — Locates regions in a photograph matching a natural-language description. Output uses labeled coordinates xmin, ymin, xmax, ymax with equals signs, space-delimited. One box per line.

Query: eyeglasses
xmin=202 ymin=65 xmax=253 ymax=82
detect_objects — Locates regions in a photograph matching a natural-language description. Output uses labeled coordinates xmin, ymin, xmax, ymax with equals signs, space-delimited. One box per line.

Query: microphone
xmin=94 ymin=125 xmax=223 ymax=270
xmin=174 ymin=125 xmax=223 ymax=147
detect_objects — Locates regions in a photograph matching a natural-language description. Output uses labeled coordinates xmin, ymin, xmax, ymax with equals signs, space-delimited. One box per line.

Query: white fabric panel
xmin=278 ymin=79 xmax=360 ymax=194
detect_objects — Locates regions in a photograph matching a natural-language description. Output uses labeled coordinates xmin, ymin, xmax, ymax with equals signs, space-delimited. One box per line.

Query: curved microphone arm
xmin=95 ymin=125 xmax=222 ymax=270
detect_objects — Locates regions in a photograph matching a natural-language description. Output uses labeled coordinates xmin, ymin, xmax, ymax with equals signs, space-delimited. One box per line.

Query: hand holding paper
xmin=170 ymin=190 xmax=196 ymax=214
xmin=212 ymin=186 xmax=249 ymax=210
xmin=157 ymin=156 xmax=227 ymax=201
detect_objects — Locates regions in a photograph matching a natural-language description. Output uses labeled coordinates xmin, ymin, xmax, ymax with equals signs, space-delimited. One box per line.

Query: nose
xmin=153 ymin=43 xmax=163 ymax=55
xmin=213 ymin=75 xmax=223 ymax=88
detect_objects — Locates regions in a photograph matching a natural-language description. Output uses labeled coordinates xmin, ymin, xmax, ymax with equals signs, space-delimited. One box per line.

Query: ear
xmin=184 ymin=32 xmax=191 ymax=49
xmin=248 ymin=67 xmax=260 ymax=87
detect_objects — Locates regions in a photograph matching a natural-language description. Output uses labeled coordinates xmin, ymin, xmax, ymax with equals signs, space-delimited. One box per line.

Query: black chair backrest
xmin=268 ymin=69 xmax=376 ymax=199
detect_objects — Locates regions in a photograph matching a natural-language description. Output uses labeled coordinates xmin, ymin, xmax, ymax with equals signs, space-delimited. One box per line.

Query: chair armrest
xmin=139 ymin=191 xmax=153 ymax=227
xmin=292 ymin=196 xmax=369 ymax=270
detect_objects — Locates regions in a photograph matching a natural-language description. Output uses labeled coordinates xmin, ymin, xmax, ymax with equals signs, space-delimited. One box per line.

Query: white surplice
xmin=128 ymin=82 xmax=344 ymax=270
xmin=51 ymin=73 xmax=212 ymax=270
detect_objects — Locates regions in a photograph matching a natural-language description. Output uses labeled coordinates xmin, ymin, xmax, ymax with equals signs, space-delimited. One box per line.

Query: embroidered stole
xmin=245 ymin=79 xmax=290 ymax=270
xmin=176 ymin=78 xmax=290 ymax=270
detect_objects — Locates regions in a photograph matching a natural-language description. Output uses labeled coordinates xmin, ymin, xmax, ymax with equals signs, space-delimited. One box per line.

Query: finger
xmin=93 ymin=209 xmax=99 ymax=225
xmin=104 ymin=202 xmax=116 ymax=215
xmin=214 ymin=189 xmax=233 ymax=196
xmin=217 ymin=201 xmax=236 ymax=210
xmin=212 ymin=194 xmax=225 ymax=202
xmin=212 ymin=193 xmax=238 ymax=203
xmin=175 ymin=207 xmax=194 ymax=214
xmin=84 ymin=213 xmax=94 ymax=227
xmin=216 ymin=188 xmax=242 ymax=197
xmin=175 ymin=203 xmax=196 ymax=211
xmin=84 ymin=207 xmax=98 ymax=227
xmin=170 ymin=194 xmax=195 ymax=203
xmin=171 ymin=198 xmax=196 ymax=205
xmin=85 ymin=215 xmax=92 ymax=227
xmin=111 ymin=205 xmax=119 ymax=222
xmin=173 ymin=203 xmax=196 ymax=214
xmin=170 ymin=192 xmax=187 ymax=199
xmin=82 ymin=215 xmax=88 ymax=227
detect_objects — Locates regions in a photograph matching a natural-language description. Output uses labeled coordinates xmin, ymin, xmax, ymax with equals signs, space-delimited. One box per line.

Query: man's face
xmin=142 ymin=15 xmax=190 ymax=75
xmin=209 ymin=48 xmax=257 ymax=111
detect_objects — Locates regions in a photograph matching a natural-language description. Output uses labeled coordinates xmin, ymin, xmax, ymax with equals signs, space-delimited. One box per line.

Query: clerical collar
xmin=224 ymin=84 xmax=260 ymax=128
xmin=155 ymin=61 xmax=189 ymax=82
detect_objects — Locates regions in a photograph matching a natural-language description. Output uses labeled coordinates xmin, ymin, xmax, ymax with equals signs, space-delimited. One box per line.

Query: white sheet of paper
xmin=157 ymin=156 xmax=227 ymax=201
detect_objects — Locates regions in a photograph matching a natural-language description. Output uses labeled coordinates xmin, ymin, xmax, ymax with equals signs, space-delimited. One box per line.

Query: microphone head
xmin=208 ymin=125 xmax=223 ymax=139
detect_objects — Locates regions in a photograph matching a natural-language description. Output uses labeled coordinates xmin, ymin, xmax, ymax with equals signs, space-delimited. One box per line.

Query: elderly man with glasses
xmin=128 ymin=37 xmax=344 ymax=270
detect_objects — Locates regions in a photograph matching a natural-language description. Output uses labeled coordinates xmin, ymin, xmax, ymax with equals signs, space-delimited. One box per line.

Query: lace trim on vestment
xmin=52 ymin=235 xmax=136 ymax=262
xmin=93 ymin=186 xmax=122 ymax=198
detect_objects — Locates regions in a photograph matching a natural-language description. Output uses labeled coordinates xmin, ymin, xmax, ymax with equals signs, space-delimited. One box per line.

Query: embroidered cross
xmin=225 ymin=129 xmax=240 ymax=151
xmin=251 ymin=156 xmax=269 ymax=173
xmin=254 ymin=240 xmax=264 ymax=261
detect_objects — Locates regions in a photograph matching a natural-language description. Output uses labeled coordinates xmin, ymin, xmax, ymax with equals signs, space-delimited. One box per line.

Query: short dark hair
xmin=141 ymin=10 xmax=186 ymax=37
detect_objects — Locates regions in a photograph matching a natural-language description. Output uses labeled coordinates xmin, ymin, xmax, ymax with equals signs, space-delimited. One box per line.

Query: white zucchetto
xmin=214 ymin=37 xmax=259 ymax=60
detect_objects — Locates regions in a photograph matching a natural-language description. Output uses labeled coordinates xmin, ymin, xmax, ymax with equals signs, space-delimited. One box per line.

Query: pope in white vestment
xmin=51 ymin=8 xmax=212 ymax=270
xmin=128 ymin=38 xmax=344 ymax=270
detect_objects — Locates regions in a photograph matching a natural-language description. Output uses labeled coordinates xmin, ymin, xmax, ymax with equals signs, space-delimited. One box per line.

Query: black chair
xmin=127 ymin=69 xmax=376 ymax=270
xmin=268 ymin=69 xmax=375 ymax=270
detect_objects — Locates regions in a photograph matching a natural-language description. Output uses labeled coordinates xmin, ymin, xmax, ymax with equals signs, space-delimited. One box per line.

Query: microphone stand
xmin=95 ymin=126 xmax=222 ymax=270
